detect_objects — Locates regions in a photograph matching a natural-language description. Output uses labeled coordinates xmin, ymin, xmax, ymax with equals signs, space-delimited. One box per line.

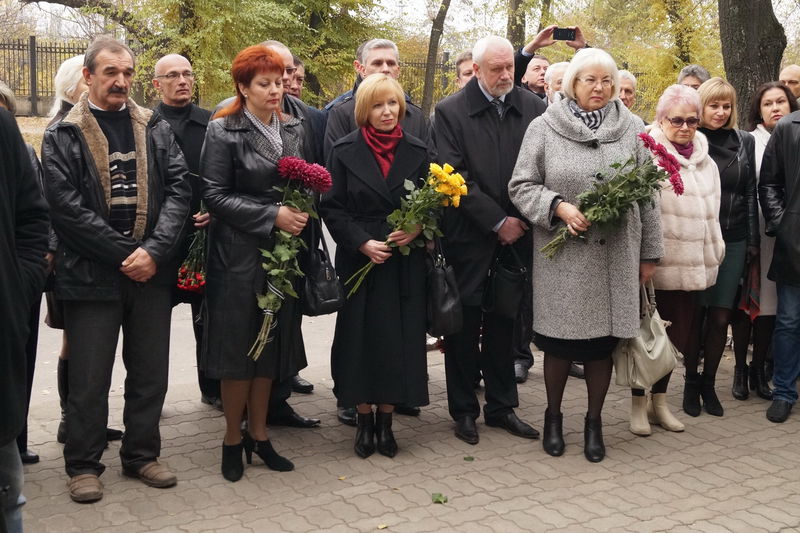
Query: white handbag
xmin=613 ymin=281 xmax=679 ymax=390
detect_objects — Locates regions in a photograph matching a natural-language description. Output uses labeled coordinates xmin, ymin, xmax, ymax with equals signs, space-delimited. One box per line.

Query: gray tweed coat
xmin=509 ymin=99 xmax=664 ymax=340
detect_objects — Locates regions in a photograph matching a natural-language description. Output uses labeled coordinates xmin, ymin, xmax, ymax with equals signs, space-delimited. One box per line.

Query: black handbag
xmin=302 ymin=219 xmax=345 ymax=316
xmin=481 ymin=245 xmax=527 ymax=320
xmin=426 ymin=238 xmax=463 ymax=337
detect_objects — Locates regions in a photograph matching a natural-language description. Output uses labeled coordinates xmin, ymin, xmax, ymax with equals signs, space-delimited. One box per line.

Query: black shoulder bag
xmin=481 ymin=244 xmax=527 ymax=320
xmin=302 ymin=219 xmax=345 ymax=316
xmin=426 ymin=237 xmax=463 ymax=337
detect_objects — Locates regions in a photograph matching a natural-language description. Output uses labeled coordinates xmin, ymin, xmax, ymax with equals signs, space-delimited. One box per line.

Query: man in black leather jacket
xmin=759 ymin=110 xmax=800 ymax=424
xmin=42 ymin=36 xmax=190 ymax=503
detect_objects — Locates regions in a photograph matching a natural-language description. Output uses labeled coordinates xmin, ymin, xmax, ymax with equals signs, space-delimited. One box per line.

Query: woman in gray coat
xmin=510 ymin=48 xmax=663 ymax=462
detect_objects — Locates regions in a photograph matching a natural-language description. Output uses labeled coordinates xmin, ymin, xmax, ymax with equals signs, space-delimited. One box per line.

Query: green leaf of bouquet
xmin=404 ymin=179 xmax=415 ymax=191
xmin=399 ymin=245 xmax=411 ymax=255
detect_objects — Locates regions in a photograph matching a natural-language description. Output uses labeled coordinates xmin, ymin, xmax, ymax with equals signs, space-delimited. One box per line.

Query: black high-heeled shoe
xmin=242 ymin=430 xmax=294 ymax=471
xmin=221 ymin=441 xmax=244 ymax=482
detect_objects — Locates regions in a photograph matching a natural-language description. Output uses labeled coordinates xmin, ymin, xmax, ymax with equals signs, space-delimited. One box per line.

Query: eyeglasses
xmin=155 ymin=71 xmax=194 ymax=81
xmin=576 ymin=77 xmax=613 ymax=88
xmin=284 ymin=66 xmax=297 ymax=76
xmin=665 ymin=116 xmax=700 ymax=128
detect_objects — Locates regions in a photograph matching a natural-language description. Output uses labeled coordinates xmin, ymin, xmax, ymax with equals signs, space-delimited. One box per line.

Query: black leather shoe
xmin=394 ymin=405 xmax=420 ymax=417
xmin=19 ymin=449 xmax=39 ymax=464
xmin=106 ymin=427 xmax=123 ymax=441
xmin=732 ymin=366 xmax=749 ymax=400
xmin=221 ymin=441 xmax=244 ymax=482
xmin=568 ymin=362 xmax=585 ymax=379
xmin=749 ymin=362 xmax=773 ymax=400
xmin=337 ymin=407 xmax=357 ymax=427
xmin=201 ymin=395 xmax=224 ymax=411
xmin=514 ymin=362 xmax=529 ymax=384
xmin=375 ymin=412 xmax=398 ymax=457
xmin=701 ymin=373 xmax=724 ymax=416
xmin=268 ymin=410 xmax=321 ymax=428
xmin=354 ymin=412 xmax=375 ymax=458
xmin=542 ymin=409 xmax=565 ymax=457
xmin=291 ymin=375 xmax=314 ymax=394
xmin=766 ymin=400 xmax=793 ymax=423
xmin=485 ymin=412 xmax=539 ymax=439
xmin=584 ymin=416 xmax=605 ymax=462
xmin=454 ymin=417 xmax=479 ymax=445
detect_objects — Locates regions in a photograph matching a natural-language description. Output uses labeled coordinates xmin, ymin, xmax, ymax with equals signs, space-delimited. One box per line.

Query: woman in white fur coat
xmin=642 ymin=84 xmax=725 ymax=435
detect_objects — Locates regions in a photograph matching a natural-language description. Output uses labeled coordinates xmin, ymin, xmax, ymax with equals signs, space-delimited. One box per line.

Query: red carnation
xmin=278 ymin=156 xmax=307 ymax=182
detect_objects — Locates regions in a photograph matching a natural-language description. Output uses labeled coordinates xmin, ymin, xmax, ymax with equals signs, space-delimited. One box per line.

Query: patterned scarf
xmin=244 ymin=107 xmax=283 ymax=154
xmin=361 ymin=124 xmax=403 ymax=178
xmin=568 ymin=99 xmax=605 ymax=131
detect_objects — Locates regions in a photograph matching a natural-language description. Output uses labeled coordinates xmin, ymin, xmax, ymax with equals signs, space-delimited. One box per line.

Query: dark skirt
xmin=533 ymin=332 xmax=619 ymax=362
xmin=332 ymin=249 xmax=429 ymax=407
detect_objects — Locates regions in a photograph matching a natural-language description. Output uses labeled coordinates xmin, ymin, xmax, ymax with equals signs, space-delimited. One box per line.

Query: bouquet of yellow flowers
xmin=345 ymin=163 xmax=468 ymax=297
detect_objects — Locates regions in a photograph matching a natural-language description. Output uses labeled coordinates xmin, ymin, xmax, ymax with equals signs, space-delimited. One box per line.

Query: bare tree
xmin=421 ymin=0 xmax=451 ymax=117
xmin=718 ymin=0 xmax=786 ymax=126
xmin=507 ymin=0 xmax=525 ymax=48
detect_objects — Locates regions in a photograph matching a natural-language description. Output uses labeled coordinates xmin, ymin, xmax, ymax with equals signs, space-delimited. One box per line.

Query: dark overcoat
xmin=0 ymin=109 xmax=49 ymax=445
xmin=200 ymin=111 xmax=308 ymax=380
xmin=320 ymin=129 xmax=430 ymax=407
xmin=432 ymin=77 xmax=546 ymax=304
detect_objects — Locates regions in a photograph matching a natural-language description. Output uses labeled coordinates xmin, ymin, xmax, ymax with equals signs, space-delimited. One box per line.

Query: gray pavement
xmin=22 ymin=301 xmax=800 ymax=532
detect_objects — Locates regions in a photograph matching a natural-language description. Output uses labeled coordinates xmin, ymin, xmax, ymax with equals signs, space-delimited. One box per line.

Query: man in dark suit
xmin=151 ymin=54 xmax=220 ymax=410
xmin=432 ymin=35 xmax=545 ymax=445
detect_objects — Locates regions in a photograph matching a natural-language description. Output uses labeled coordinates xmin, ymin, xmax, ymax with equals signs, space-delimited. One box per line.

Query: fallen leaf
xmin=463 ymin=456 xmax=474 ymax=461
xmin=431 ymin=493 xmax=448 ymax=504
xmin=338 ymin=476 xmax=346 ymax=480
xmin=377 ymin=525 xmax=388 ymax=530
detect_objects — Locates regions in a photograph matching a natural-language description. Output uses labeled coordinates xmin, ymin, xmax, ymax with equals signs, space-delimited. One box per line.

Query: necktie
xmin=491 ymin=98 xmax=506 ymax=120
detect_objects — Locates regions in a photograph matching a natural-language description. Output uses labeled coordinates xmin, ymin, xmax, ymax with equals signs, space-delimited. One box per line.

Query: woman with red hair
xmin=200 ymin=45 xmax=310 ymax=481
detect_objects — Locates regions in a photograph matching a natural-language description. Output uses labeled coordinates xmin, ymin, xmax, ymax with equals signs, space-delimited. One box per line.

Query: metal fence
xmin=398 ymin=52 xmax=458 ymax=109
xmin=0 ymin=36 xmax=87 ymax=115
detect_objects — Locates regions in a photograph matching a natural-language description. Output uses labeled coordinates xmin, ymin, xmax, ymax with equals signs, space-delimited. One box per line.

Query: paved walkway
xmin=22 ymin=304 xmax=800 ymax=532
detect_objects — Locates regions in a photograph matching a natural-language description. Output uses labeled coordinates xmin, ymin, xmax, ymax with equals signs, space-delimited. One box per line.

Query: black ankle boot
xmin=221 ymin=441 xmax=244 ymax=482
xmin=375 ymin=411 xmax=398 ymax=458
xmin=57 ymin=358 xmax=68 ymax=444
xmin=732 ymin=365 xmax=749 ymax=400
xmin=542 ymin=409 xmax=565 ymax=457
xmin=683 ymin=373 xmax=702 ymax=417
xmin=749 ymin=362 xmax=773 ymax=400
xmin=584 ymin=416 xmax=605 ymax=463
xmin=354 ymin=412 xmax=375 ymax=458
xmin=701 ymin=373 xmax=724 ymax=416
xmin=242 ymin=430 xmax=294 ymax=471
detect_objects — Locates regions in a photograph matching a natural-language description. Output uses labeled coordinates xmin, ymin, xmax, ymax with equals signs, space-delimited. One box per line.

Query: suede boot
xmin=682 ymin=373 xmax=702 ymax=417
xmin=630 ymin=395 xmax=651 ymax=436
xmin=701 ymin=373 xmax=724 ymax=416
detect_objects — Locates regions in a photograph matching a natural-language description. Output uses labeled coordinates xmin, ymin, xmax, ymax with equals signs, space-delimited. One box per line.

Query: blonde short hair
xmin=354 ymin=74 xmax=406 ymax=127
xmin=698 ymin=77 xmax=738 ymax=129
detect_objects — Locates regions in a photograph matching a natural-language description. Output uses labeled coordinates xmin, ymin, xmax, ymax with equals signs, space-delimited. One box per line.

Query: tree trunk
xmin=421 ymin=0 xmax=451 ymax=117
xmin=718 ymin=0 xmax=786 ymax=127
xmin=664 ymin=0 xmax=692 ymax=65
xmin=536 ymin=0 xmax=552 ymax=33
xmin=506 ymin=0 xmax=525 ymax=49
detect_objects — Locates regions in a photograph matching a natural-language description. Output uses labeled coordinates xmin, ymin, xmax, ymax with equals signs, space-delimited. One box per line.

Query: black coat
xmin=0 ymin=109 xmax=49 ymax=445
xmin=323 ymin=92 xmax=430 ymax=162
xmin=432 ymin=77 xmax=545 ymax=303
xmin=759 ymin=110 xmax=800 ymax=286
xmin=42 ymin=97 xmax=192 ymax=300
xmin=320 ymin=130 xmax=429 ymax=406
xmin=200 ymin=112 xmax=308 ymax=380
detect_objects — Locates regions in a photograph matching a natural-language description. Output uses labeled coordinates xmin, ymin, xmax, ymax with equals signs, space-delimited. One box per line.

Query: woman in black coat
xmin=321 ymin=74 xmax=430 ymax=459
xmin=201 ymin=46 xmax=309 ymax=481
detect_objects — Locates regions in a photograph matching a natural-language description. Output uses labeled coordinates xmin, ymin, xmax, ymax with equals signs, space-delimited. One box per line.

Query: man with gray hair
xmin=323 ymin=38 xmax=429 ymax=160
xmin=779 ymin=64 xmax=800 ymax=99
xmin=678 ymin=64 xmax=710 ymax=90
xmin=618 ymin=69 xmax=637 ymax=109
xmin=543 ymin=61 xmax=569 ymax=105
xmin=433 ymin=35 xmax=545 ymax=445
xmin=42 ymin=35 xmax=191 ymax=502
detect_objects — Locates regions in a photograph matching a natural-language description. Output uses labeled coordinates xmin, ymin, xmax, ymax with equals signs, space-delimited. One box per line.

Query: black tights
xmin=631 ymin=372 xmax=671 ymax=396
xmin=731 ymin=313 xmax=775 ymax=368
xmin=655 ymin=290 xmax=704 ymax=377
xmin=696 ymin=306 xmax=731 ymax=379
xmin=544 ymin=354 xmax=612 ymax=420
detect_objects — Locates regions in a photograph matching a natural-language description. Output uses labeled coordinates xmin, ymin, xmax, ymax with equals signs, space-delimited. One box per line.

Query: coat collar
xmin=337 ymin=130 xmax=425 ymax=208
xmin=542 ymin=98 xmax=635 ymax=144
xmin=647 ymin=123 xmax=710 ymax=166
xmin=153 ymin=101 xmax=210 ymax=126
xmin=222 ymin=111 xmax=303 ymax=165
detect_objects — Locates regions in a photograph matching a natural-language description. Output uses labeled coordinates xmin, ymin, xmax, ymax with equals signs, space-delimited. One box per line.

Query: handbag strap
xmin=431 ymin=236 xmax=447 ymax=268
xmin=495 ymin=244 xmax=526 ymax=271
xmin=640 ymin=280 xmax=657 ymax=318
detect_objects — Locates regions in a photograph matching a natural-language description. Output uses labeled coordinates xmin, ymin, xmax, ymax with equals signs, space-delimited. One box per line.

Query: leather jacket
xmin=710 ymin=129 xmax=759 ymax=246
xmin=42 ymin=99 xmax=191 ymax=300
xmin=759 ymin=110 xmax=800 ymax=285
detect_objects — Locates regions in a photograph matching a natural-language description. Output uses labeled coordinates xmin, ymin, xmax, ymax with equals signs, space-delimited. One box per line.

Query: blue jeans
xmin=0 ymin=439 xmax=24 ymax=533
xmin=772 ymin=283 xmax=800 ymax=404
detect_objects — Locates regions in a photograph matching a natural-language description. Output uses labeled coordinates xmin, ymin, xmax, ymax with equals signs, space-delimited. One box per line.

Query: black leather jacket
xmin=759 ymin=110 xmax=800 ymax=286
xmin=42 ymin=104 xmax=191 ymax=300
xmin=710 ymin=129 xmax=759 ymax=246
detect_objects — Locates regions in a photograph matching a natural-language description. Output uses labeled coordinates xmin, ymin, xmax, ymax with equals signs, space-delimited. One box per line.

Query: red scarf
xmin=361 ymin=124 xmax=403 ymax=178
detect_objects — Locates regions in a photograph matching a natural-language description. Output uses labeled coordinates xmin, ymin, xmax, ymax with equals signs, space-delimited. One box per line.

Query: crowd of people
xmin=1 ymin=25 xmax=800 ymax=529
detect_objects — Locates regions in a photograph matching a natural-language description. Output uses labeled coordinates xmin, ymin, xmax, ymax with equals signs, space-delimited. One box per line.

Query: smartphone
xmin=553 ymin=28 xmax=576 ymax=41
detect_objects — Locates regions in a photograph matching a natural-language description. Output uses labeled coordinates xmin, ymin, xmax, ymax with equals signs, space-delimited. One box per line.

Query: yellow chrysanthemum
xmin=452 ymin=195 xmax=461 ymax=207
xmin=443 ymin=163 xmax=454 ymax=174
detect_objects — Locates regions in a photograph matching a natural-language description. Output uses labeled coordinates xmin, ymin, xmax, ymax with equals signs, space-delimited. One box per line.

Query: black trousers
xmin=269 ymin=378 xmax=293 ymax=417
xmin=16 ymin=300 xmax=40 ymax=454
xmin=186 ymin=296 xmax=220 ymax=399
xmin=63 ymin=279 xmax=172 ymax=477
xmin=444 ymin=305 xmax=519 ymax=420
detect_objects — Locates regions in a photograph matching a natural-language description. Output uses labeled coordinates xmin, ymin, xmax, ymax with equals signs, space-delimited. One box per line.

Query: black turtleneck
xmin=157 ymin=102 xmax=206 ymax=175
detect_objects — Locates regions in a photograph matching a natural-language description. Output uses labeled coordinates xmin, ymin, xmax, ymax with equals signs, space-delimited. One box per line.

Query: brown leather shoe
xmin=68 ymin=474 xmax=103 ymax=503
xmin=123 ymin=461 xmax=177 ymax=488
